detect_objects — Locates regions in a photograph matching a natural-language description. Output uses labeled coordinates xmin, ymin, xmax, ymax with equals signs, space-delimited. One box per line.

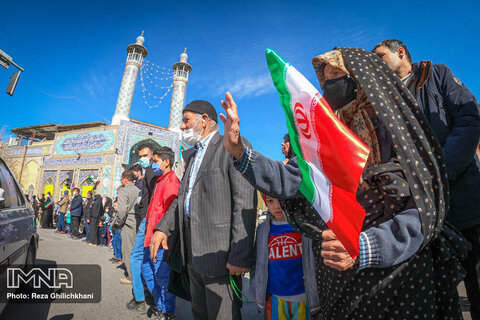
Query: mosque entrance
xmin=128 ymin=139 xmax=162 ymax=166
xmin=43 ymin=177 xmax=55 ymax=197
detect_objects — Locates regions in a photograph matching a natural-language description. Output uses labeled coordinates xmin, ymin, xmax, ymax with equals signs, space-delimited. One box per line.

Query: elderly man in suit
xmin=150 ymin=100 xmax=257 ymax=320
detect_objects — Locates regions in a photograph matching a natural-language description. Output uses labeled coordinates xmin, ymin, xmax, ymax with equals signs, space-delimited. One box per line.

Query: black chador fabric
xmin=283 ymin=48 xmax=469 ymax=319
xmin=41 ymin=197 xmax=53 ymax=228
xmin=88 ymin=195 xmax=103 ymax=244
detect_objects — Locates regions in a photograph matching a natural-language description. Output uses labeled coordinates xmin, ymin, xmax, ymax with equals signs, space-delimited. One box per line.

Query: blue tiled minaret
xmin=112 ymin=32 xmax=148 ymax=125
xmin=168 ymin=49 xmax=192 ymax=131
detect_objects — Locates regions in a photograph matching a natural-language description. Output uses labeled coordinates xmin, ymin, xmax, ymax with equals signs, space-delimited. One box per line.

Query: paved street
xmin=2 ymin=228 xmax=262 ymax=320
xmin=1 ymin=228 xmax=474 ymax=320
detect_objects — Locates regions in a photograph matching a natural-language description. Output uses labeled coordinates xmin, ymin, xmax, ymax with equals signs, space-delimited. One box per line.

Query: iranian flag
xmin=266 ymin=49 xmax=370 ymax=258
xmin=89 ymin=176 xmax=100 ymax=184
xmin=44 ymin=198 xmax=53 ymax=208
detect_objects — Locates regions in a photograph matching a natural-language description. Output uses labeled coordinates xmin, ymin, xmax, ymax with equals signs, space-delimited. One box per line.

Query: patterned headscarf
xmin=313 ymin=49 xmax=382 ymax=170
xmin=311 ymin=48 xmax=448 ymax=242
xmin=312 ymin=49 xmax=349 ymax=86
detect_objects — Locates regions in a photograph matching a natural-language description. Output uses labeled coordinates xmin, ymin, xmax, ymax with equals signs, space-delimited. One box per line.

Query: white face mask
xmin=182 ymin=117 xmax=204 ymax=146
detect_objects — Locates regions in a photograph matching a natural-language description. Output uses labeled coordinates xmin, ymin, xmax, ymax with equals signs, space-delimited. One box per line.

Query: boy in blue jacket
xmin=251 ymin=194 xmax=318 ymax=320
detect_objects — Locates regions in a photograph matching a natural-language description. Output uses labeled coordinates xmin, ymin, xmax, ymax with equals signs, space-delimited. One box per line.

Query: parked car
xmin=0 ymin=156 xmax=39 ymax=314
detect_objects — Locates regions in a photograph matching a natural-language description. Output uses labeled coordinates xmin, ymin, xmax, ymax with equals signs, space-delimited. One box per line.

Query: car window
xmin=0 ymin=159 xmax=25 ymax=209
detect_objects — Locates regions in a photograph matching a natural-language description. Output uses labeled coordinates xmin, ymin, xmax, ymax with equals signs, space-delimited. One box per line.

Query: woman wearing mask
xmin=83 ymin=191 xmax=94 ymax=242
xmin=88 ymin=194 xmax=104 ymax=246
xmin=42 ymin=192 xmax=54 ymax=229
xmin=220 ymin=48 xmax=469 ymax=319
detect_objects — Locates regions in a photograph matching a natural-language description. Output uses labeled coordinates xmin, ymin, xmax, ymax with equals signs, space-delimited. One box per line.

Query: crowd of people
xmin=29 ymin=39 xmax=480 ymax=320
xmin=31 ymin=188 xmax=116 ymax=245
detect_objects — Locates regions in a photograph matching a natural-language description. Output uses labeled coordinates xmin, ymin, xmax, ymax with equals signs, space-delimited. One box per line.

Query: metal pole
xmin=18 ymin=130 xmax=34 ymax=187
xmin=18 ymin=140 xmax=28 ymax=186
xmin=10 ymin=60 xmax=24 ymax=72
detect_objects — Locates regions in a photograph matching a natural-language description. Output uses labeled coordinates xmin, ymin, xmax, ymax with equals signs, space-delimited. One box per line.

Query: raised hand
xmin=219 ymin=92 xmax=245 ymax=160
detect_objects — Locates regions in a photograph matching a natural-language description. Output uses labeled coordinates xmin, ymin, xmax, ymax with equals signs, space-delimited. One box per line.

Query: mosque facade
xmin=1 ymin=32 xmax=191 ymax=200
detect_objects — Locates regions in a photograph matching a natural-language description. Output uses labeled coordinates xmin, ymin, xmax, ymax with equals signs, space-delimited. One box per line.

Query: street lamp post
xmin=1 ymin=49 xmax=24 ymax=96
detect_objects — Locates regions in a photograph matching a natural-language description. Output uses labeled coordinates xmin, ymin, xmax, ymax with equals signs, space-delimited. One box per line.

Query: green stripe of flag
xmin=89 ymin=175 xmax=99 ymax=184
xmin=265 ymin=48 xmax=316 ymax=203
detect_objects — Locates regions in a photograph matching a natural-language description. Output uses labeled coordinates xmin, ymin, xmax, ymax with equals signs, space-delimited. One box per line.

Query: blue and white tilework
xmin=113 ymin=166 xmax=122 ymax=198
xmin=55 ymin=130 xmax=115 ymax=156
xmin=101 ymin=166 xmax=112 ymax=196
xmin=43 ymin=156 xmax=104 ymax=167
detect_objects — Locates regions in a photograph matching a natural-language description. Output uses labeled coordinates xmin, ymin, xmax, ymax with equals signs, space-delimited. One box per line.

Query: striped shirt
xmin=183 ymin=131 xmax=217 ymax=217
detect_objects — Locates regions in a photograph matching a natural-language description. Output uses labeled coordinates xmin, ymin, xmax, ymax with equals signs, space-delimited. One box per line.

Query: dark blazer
xmin=181 ymin=148 xmax=196 ymax=170
xmin=138 ymin=166 xmax=157 ymax=220
xmin=155 ymin=132 xmax=257 ymax=277
xmin=70 ymin=195 xmax=83 ymax=217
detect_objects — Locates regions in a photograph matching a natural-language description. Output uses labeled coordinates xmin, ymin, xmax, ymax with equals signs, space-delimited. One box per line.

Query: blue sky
xmin=1 ymin=0 xmax=479 ymax=160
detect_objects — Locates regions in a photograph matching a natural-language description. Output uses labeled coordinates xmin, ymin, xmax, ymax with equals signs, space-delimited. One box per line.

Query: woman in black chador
xmin=220 ymin=48 xmax=470 ymax=319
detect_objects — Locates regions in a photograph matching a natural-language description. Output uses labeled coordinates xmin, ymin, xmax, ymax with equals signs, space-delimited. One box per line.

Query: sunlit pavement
xmin=1 ymin=228 xmax=472 ymax=320
xmin=1 ymin=228 xmax=262 ymax=320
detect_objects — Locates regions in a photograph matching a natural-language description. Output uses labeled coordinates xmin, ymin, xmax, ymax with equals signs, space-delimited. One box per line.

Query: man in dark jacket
xmin=136 ymin=144 xmax=157 ymax=231
xmin=70 ymin=188 xmax=83 ymax=240
xmin=375 ymin=39 xmax=480 ymax=319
